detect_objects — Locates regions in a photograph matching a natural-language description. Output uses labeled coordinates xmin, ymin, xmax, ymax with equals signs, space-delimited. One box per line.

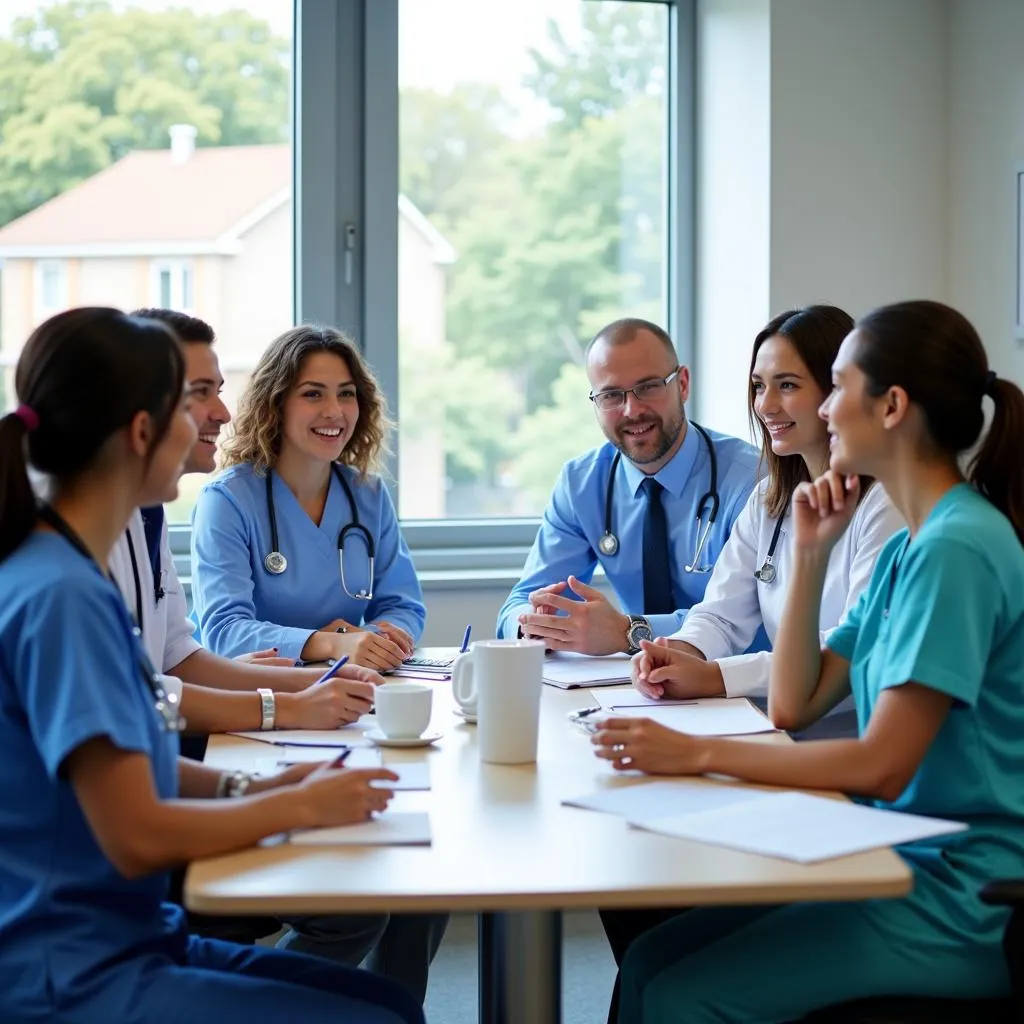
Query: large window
xmin=395 ymin=0 xmax=671 ymax=519
xmin=0 ymin=0 xmax=294 ymax=520
xmin=0 ymin=1 xmax=689 ymax=559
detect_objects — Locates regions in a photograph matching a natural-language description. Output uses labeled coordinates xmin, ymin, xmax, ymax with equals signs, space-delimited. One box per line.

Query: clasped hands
xmin=518 ymin=575 xmax=631 ymax=655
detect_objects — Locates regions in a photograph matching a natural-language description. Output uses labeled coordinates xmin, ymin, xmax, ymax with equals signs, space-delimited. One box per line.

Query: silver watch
xmin=257 ymin=687 xmax=276 ymax=731
xmin=625 ymin=615 xmax=654 ymax=655
xmin=216 ymin=770 xmax=252 ymax=799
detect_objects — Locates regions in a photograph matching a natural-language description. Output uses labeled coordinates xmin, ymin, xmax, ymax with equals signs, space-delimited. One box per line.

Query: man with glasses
xmin=497 ymin=318 xmax=763 ymax=656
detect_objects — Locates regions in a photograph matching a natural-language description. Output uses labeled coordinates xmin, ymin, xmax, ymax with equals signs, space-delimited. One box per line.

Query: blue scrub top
xmin=828 ymin=484 xmax=1024 ymax=886
xmin=0 ymin=532 xmax=184 ymax=1020
xmin=497 ymin=424 xmax=764 ymax=640
xmin=192 ymin=462 xmax=426 ymax=662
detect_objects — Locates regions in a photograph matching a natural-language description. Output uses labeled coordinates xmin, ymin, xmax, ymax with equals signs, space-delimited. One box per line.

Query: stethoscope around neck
xmin=597 ymin=421 xmax=720 ymax=574
xmin=263 ymin=463 xmax=376 ymax=601
xmin=753 ymin=513 xmax=785 ymax=584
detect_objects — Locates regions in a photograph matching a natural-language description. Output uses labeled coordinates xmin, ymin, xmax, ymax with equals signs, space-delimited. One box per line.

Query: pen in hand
xmin=312 ymin=655 xmax=350 ymax=687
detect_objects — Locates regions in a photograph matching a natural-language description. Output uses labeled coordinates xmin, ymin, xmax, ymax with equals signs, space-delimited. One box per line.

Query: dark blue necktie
xmin=140 ymin=505 xmax=165 ymax=600
xmin=641 ymin=477 xmax=675 ymax=614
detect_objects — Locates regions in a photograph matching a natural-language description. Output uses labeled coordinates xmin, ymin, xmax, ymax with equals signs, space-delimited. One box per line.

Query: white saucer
xmin=366 ymin=728 xmax=443 ymax=748
xmin=453 ymin=708 xmax=478 ymax=724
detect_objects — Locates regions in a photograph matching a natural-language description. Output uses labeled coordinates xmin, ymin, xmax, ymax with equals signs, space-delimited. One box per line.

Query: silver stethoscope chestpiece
xmin=598 ymin=531 xmax=619 ymax=557
xmin=754 ymin=559 xmax=777 ymax=584
xmin=264 ymin=550 xmax=288 ymax=575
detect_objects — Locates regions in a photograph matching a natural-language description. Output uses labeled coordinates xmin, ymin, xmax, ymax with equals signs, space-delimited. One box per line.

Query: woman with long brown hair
xmin=629 ymin=305 xmax=902 ymax=716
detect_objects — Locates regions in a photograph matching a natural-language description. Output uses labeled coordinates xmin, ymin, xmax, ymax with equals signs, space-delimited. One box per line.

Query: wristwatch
xmin=257 ymin=687 xmax=276 ymax=731
xmin=625 ymin=615 xmax=654 ymax=655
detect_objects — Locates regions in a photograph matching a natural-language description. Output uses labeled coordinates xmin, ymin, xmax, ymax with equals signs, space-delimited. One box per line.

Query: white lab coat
xmin=671 ymin=480 xmax=904 ymax=704
xmin=108 ymin=510 xmax=199 ymax=701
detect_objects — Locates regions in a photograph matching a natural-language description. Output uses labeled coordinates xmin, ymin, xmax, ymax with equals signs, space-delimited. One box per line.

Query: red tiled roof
xmin=0 ymin=144 xmax=289 ymax=248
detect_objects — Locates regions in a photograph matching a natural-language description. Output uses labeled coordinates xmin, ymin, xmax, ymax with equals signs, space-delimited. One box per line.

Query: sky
xmin=0 ymin=0 xmax=588 ymax=94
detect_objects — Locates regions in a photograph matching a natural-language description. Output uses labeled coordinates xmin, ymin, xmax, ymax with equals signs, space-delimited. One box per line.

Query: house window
xmin=35 ymin=260 xmax=68 ymax=320
xmin=151 ymin=261 xmax=195 ymax=311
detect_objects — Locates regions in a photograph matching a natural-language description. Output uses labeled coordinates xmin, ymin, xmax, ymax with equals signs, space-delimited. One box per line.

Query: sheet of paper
xmin=543 ymin=652 xmax=633 ymax=688
xmin=563 ymin=779 xmax=769 ymax=820
xmin=290 ymin=811 xmax=432 ymax=846
xmin=629 ymin=792 xmax=967 ymax=863
xmin=598 ymin=698 xmax=776 ymax=737
xmin=228 ymin=728 xmax=373 ymax=747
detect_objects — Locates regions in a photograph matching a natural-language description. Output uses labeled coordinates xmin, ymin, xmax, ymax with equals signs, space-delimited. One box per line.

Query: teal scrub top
xmin=0 ymin=532 xmax=185 ymax=1021
xmin=828 ymin=484 xmax=1024 ymax=895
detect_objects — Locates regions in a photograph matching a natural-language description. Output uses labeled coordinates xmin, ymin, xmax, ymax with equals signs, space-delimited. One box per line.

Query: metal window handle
xmin=344 ymin=222 xmax=356 ymax=285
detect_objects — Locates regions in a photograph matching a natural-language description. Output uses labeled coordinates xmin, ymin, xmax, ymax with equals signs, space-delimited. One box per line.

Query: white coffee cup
xmin=374 ymin=682 xmax=433 ymax=739
xmin=450 ymin=639 xmax=545 ymax=764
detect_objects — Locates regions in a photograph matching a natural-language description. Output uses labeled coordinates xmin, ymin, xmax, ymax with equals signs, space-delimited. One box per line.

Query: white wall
xmin=769 ymin=0 xmax=949 ymax=313
xmin=696 ymin=0 xmax=949 ymax=439
xmin=948 ymin=0 xmax=1024 ymax=383
xmin=695 ymin=0 xmax=772 ymax=442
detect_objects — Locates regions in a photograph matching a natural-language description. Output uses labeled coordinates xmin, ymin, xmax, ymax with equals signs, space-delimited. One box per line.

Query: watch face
xmin=629 ymin=621 xmax=654 ymax=647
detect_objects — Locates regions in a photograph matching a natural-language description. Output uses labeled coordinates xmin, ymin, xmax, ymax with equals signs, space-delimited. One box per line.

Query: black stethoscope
xmin=754 ymin=514 xmax=786 ymax=584
xmin=124 ymin=527 xmax=164 ymax=634
xmin=263 ymin=463 xmax=375 ymax=601
xmin=598 ymin=421 xmax=720 ymax=574
xmin=38 ymin=506 xmax=185 ymax=733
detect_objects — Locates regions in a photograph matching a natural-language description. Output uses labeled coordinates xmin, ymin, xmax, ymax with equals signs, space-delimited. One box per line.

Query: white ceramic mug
xmin=374 ymin=682 xmax=433 ymax=739
xmin=450 ymin=639 xmax=545 ymax=764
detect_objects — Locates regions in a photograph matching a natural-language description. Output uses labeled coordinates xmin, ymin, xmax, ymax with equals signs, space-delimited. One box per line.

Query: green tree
xmin=398 ymin=338 xmax=518 ymax=485
xmin=510 ymin=362 xmax=604 ymax=507
xmin=400 ymin=84 xmax=520 ymax=238
xmin=525 ymin=1 xmax=668 ymax=131
xmin=0 ymin=2 xmax=289 ymax=227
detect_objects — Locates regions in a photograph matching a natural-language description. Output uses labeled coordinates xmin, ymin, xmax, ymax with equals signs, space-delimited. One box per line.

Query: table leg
xmin=479 ymin=910 xmax=562 ymax=1024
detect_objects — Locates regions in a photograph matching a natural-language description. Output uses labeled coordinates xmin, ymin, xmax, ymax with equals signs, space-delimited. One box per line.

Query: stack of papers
xmin=593 ymin=695 xmax=777 ymax=737
xmin=291 ymin=811 xmax=433 ymax=846
xmin=562 ymin=781 xmax=967 ymax=863
xmin=543 ymin=652 xmax=633 ymax=689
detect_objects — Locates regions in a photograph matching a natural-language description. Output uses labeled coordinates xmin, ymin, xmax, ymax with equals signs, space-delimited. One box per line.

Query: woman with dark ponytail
xmin=0 ymin=308 xmax=423 ymax=1024
xmin=590 ymin=300 xmax=1024 ymax=1021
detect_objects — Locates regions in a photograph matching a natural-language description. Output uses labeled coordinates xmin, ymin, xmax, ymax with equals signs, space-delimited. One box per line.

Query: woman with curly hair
xmin=191 ymin=325 xmax=424 ymax=671
xmin=190 ymin=326 xmax=444 ymax=999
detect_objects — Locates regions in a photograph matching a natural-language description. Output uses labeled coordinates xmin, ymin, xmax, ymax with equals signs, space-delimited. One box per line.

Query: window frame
xmin=173 ymin=0 xmax=695 ymax=582
xmin=295 ymin=0 xmax=694 ymax=555
xmin=34 ymin=258 xmax=68 ymax=320
xmin=150 ymin=259 xmax=195 ymax=311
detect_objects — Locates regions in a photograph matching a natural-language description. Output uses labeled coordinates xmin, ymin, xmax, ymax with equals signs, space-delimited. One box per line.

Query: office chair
xmin=800 ymin=879 xmax=1023 ymax=1024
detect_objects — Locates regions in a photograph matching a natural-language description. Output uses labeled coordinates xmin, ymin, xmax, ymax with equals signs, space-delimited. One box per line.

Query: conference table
xmin=186 ymin=682 xmax=912 ymax=1024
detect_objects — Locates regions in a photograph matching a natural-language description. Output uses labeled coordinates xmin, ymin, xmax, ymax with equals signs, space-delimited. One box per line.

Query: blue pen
xmin=313 ymin=654 xmax=350 ymax=687
xmin=459 ymin=624 xmax=472 ymax=653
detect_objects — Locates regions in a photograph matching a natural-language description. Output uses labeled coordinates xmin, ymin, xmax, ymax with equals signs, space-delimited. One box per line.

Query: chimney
xmin=169 ymin=123 xmax=197 ymax=166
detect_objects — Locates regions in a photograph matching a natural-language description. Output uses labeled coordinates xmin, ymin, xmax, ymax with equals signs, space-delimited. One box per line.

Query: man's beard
xmin=610 ymin=410 xmax=684 ymax=465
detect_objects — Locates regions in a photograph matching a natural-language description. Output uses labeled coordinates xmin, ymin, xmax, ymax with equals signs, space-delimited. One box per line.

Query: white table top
xmin=185 ymin=683 xmax=911 ymax=916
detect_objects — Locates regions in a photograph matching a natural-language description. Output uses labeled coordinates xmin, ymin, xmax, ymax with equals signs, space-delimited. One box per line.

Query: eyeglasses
xmin=589 ymin=368 xmax=681 ymax=412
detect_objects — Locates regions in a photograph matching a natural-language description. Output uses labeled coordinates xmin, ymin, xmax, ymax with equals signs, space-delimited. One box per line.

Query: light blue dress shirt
xmin=191 ymin=463 xmax=426 ymax=662
xmin=0 ymin=533 xmax=185 ymax=1021
xmin=497 ymin=424 xmax=764 ymax=640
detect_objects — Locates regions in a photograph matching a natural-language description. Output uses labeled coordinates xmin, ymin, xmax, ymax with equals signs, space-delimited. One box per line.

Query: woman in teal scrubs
xmin=0 ymin=308 xmax=422 ymax=1024
xmin=591 ymin=300 xmax=1024 ymax=1022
